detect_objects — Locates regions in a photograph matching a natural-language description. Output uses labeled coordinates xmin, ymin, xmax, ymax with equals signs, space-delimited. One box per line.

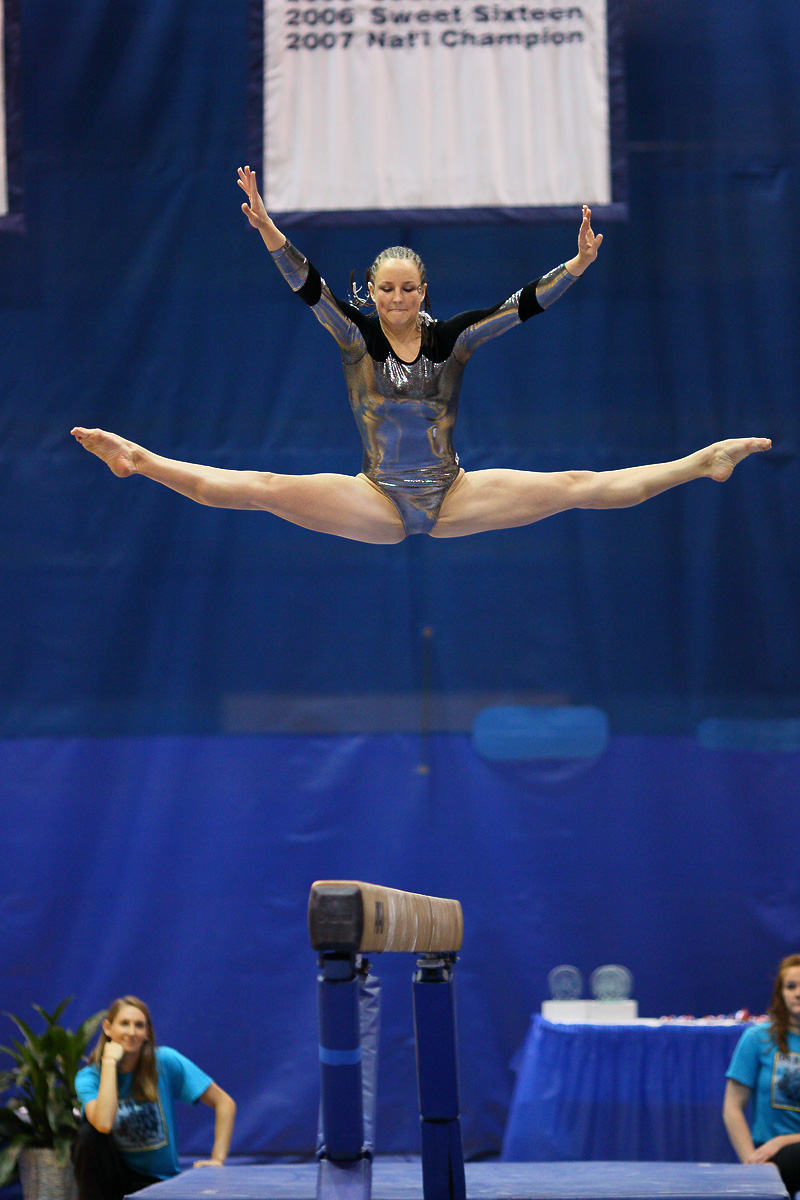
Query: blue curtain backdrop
xmin=1 ymin=0 xmax=799 ymax=1163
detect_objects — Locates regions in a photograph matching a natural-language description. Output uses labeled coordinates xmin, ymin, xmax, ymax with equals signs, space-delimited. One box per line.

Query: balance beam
xmin=308 ymin=880 xmax=463 ymax=954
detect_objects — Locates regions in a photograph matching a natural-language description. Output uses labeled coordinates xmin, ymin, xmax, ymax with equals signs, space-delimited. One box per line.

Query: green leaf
xmin=0 ymin=1137 xmax=26 ymax=1188
xmin=52 ymin=1139 xmax=74 ymax=1169
xmin=33 ymin=998 xmax=73 ymax=1028
xmin=4 ymin=1014 xmax=38 ymax=1046
xmin=0 ymin=1043 xmax=23 ymax=1066
xmin=79 ymin=1012 xmax=105 ymax=1043
xmin=46 ymin=1103 xmax=62 ymax=1141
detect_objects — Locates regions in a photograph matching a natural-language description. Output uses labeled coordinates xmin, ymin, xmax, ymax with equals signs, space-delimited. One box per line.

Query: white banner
xmin=262 ymin=0 xmax=611 ymax=215
xmin=0 ymin=0 xmax=8 ymax=218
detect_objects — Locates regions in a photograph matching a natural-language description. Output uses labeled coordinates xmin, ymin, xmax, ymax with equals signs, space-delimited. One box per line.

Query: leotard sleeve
xmin=270 ymin=239 xmax=366 ymax=365
xmin=435 ymin=263 xmax=578 ymax=363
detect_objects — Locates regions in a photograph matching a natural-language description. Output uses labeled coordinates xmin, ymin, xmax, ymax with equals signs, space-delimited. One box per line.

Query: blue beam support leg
xmin=412 ymin=955 xmax=466 ymax=1200
xmin=316 ymin=953 xmax=375 ymax=1200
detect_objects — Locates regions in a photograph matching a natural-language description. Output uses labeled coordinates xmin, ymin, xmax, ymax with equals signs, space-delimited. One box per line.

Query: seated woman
xmin=71 ymin=167 xmax=770 ymax=543
xmin=724 ymin=955 xmax=800 ymax=1198
xmin=73 ymin=995 xmax=236 ymax=1200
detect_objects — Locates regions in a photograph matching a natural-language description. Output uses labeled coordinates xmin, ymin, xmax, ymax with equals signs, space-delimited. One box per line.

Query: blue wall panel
xmin=2 ymin=733 xmax=800 ymax=1157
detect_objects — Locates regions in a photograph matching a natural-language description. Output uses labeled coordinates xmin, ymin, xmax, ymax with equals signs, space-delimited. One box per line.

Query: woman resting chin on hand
xmin=73 ymin=996 xmax=236 ymax=1200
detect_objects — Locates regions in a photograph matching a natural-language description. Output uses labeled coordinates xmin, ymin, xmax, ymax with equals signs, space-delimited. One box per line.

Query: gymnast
xmin=724 ymin=956 xmax=800 ymax=1197
xmin=71 ymin=166 xmax=771 ymax=543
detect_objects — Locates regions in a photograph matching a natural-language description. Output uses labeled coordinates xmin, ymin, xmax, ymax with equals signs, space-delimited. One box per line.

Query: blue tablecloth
xmin=502 ymin=1016 xmax=748 ymax=1162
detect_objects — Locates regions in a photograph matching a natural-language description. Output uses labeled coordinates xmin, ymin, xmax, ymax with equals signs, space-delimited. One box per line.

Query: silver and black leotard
xmin=271 ymin=240 xmax=576 ymax=536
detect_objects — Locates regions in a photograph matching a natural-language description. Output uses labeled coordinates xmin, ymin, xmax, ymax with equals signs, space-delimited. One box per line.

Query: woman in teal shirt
xmin=724 ymin=955 xmax=800 ymax=1197
xmin=74 ymin=995 xmax=236 ymax=1200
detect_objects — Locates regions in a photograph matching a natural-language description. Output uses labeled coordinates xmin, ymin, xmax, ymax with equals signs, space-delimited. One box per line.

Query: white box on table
xmin=541 ymin=999 xmax=638 ymax=1023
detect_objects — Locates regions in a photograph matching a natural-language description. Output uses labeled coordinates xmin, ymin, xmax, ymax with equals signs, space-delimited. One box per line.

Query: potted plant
xmin=0 ymin=998 xmax=104 ymax=1199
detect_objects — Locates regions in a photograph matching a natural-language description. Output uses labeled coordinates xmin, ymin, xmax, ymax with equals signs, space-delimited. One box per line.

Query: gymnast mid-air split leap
xmin=71 ymin=166 xmax=771 ymax=544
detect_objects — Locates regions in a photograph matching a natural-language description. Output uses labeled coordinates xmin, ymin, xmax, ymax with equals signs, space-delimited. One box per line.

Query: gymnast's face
xmin=782 ymin=967 xmax=800 ymax=1027
xmin=369 ymin=260 xmax=426 ymax=335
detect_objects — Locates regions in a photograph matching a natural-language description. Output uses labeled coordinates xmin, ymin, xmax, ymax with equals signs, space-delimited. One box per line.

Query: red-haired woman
xmin=724 ymin=956 xmax=800 ymax=1197
xmin=73 ymin=996 xmax=236 ymax=1200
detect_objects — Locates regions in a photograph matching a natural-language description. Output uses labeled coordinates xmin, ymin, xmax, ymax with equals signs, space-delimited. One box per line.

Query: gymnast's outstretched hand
xmin=565 ymin=205 xmax=603 ymax=277
xmin=238 ymin=165 xmax=285 ymax=252
xmin=238 ymin=165 xmax=269 ymax=229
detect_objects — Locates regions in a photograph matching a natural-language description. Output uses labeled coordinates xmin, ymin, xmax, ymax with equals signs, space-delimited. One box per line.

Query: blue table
xmin=502 ymin=1016 xmax=749 ymax=1163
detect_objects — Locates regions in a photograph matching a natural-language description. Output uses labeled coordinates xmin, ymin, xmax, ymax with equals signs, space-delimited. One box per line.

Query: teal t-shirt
xmin=726 ymin=1023 xmax=800 ymax=1145
xmin=76 ymin=1045 xmax=213 ymax=1179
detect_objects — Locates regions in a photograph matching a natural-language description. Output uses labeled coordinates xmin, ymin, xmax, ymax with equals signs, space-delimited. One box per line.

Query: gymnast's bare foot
xmin=71 ymin=427 xmax=139 ymax=477
xmin=705 ymin=437 xmax=772 ymax=482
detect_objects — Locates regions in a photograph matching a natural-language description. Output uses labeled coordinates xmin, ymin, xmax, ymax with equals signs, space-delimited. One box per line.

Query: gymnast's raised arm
xmin=238 ymin=165 xmax=364 ymax=357
xmin=238 ymin=165 xmax=286 ymax=251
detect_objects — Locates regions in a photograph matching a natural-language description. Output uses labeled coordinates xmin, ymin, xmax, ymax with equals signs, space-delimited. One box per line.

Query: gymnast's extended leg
xmin=429 ymin=438 xmax=772 ymax=538
xmin=70 ymin=428 xmax=406 ymax=544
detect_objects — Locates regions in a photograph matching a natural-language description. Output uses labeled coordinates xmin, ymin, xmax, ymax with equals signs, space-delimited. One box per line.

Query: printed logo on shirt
xmin=771 ymin=1052 xmax=800 ymax=1112
xmin=113 ymin=1096 xmax=168 ymax=1152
